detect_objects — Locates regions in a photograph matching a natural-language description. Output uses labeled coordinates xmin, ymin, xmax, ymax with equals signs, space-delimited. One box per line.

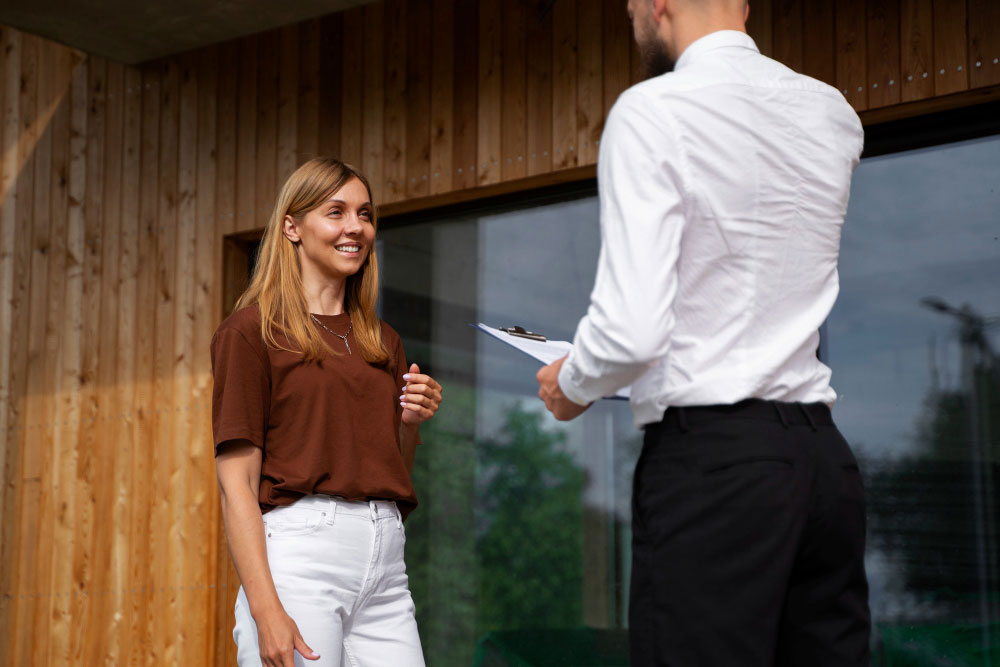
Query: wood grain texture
xmin=340 ymin=8 xmax=364 ymax=166
xmin=429 ymin=0 xmax=454 ymax=194
xmin=968 ymin=0 xmax=1000 ymax=88
xmin=501 ymin=0 xmax=527 ymax=181
xmin=602 ymin=0 xmax=631 ymax=116
xmin=836 ymin=0 xmax=869 ymax=110
xmin=746 ymin=0 xmax=774 ymax=57
xmin=452 ymin=0 xmax=479 ymax=189
xmin=383 ymin=0 xmax=407 ymax=202
xmin=477 ymin=0 xmax=502 ymax=184
xmin=867 ymin=0 xmax=902 ymax=108
xmin=932 ymin=0 xmax=968 ymax=95
xmin=802 ymin=0 xmax=835 ymax=85
xmin=405 ymin=0 xmax=431 ymax=197
xmin=552 ymin=0 xmax=577 ymax=169
xmin=577 ymin=0 xmax=602 ymax=166
xmin=0 ymin=1 xmax=997 ymax=662
xmin=773 ymin=0 xmax=803 ymax=72
xmin=526 ymin=0 xmax=553 ymax=176
xmin=899 ymin=0 xmax=934 ymax=101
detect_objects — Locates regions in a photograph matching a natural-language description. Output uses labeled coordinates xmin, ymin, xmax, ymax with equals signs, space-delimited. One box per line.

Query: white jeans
xmin=234 ymin=495 xmax=425 ymax=666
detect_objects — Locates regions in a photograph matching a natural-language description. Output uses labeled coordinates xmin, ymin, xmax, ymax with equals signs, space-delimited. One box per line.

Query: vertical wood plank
xmin=340 ymin=9 xmax=364 ymax=166
xmin=477 ymin=0 xmax=502 ymax=184
xmin=255 ymin=31 xmax=279 ymax=228
xmin=173 ymin=51 xmax=199 ymax=667
xmin=193 ymin=44 xmax=219 ymax=667
xmin=429 ymin=0 xmax=454 ymax=194
xmin=968 ymin=0 xmax=1000 ymax=88
xmin=746 ymin=0 xmax=774 ymax=57
xmin=362 ymin=3 xmax=385 ymax=200
xmin=215 ymin=41 xmax=238 ymax=237
xmin=91 ymin=56 xmax=124 ymax=667
xmin=0 ymin=29 xmax=17 ymax=649
xmin=501 ymin=0 xmax=527 ymax=181
xmin=9 ymin=32 xmax=38 ymax=667
xmin=296 ymin=19 xmax=320 ymax=163
xmin=128 ymin=63 xmax=160 ymax=667
xmin=932 ymin=0 xmax=968 ymax=95
xmin=235 ymin=36 xmax=257 ymax=233
xmin=74 ymin=49 xmax=107 ymax=667
xmin=802 ymin=0 xmax=836 ymax=85
xmin=602 ymin=0 xmax=631 ymax=117
xmin=112 ymin=61 xmax=142 ymax=667
xmin=452 ymin=0 xmax=479 ymax=189
xmin=526 ymin=0 xmax=553 ymax=176
xmin=277 ymin=25 xmax=299 ymax=187
xmin=30 ymin=40 xmax=70 ymax=667
xmin=867 ymin=0 xmax=902 ymax=108
xmin=552 ymin=0 xmax=577 ymax=170
xmin=383 ymin=0 xmax=406 ymax=202
xmin=318 ymin=14 xmax=343 ymax=160
xmin=773 ymin=0 xmax=803 ymax=72
xmin=899 ymin=0 xmax=934 ymax=101
xmin=36 ymin=46 xmax=74 ymax=667
xmin=50 ymin=54 xmax=88 ymax=667
xmin=577 ymin=0 xmax=602 ymax=166
xmin=836 ymin=0 xmax=869 ymax=110
xmin=405 ymin=0 xmax=432 ymax=198
xmin=153 ymin=57 xmax=180 ymax=667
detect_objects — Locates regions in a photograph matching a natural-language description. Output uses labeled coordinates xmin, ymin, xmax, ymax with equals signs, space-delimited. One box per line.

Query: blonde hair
xmin=235 ymin=157 xmax=389 ymax=365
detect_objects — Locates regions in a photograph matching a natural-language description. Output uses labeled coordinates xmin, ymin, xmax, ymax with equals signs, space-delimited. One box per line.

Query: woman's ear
xmin=283 ymin=214 xmax=300 ymax=243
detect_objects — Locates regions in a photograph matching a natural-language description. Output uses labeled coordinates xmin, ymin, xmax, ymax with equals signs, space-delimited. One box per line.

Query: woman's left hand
xmin=400 ymin=363 xmax=443 ymax=425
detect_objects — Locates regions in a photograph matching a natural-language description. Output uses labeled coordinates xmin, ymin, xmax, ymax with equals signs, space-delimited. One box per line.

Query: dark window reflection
xmin=378 ymin=133 xmax=1000 ymax=666
xmin=830 ymin=134 xmax=1000 ymax=664
xmin=380 ymin=197 xmax=636 ymax=666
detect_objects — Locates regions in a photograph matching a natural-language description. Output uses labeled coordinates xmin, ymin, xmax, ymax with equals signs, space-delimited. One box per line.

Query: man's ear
xmin=744 ymin=1 xmax=750 ymax=23
xmin=652 ymin=0 xmax=669 ymax=22
xmin=283 ymin=214 xmax=300 ymax=243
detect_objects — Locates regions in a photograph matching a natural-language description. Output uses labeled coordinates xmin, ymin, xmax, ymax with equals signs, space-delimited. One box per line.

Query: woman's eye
xmin=327 ymin=209 xmax=341 ymax=217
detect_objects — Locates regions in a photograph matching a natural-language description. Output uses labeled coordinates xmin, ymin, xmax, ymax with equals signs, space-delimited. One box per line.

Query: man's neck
xmin=668 ymin=14 xmax=747 ymax=63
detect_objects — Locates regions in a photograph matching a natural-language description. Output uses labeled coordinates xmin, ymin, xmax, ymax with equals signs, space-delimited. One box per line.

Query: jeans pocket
xmin=264 ymin=507 xmax=325 ymax=538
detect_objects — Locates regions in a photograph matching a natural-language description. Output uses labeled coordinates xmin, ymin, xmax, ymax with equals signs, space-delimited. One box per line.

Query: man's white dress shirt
xmin=558 ymin=30 xmax=864 ymax=427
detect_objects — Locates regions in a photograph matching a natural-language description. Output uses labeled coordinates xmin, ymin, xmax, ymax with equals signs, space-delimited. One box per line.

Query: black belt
xmin=658 ymin=398 xmax=834 ymax=433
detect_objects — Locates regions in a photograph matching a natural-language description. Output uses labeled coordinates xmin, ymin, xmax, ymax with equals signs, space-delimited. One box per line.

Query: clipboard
xmin=472 ymin=323 xmax=630 ymax=400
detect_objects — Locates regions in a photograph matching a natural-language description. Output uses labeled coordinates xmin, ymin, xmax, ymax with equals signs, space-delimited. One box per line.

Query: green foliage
xmin=475 ymin=404 xmax=586 ymax=632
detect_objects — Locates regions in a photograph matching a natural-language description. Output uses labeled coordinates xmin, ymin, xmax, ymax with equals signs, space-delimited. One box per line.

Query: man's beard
xmin=639 ymin=40 xmax=675 ymax=79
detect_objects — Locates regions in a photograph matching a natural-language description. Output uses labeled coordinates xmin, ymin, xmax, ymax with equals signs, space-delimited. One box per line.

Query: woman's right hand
xmin=254 ymin=604 xmax=319 ymax=666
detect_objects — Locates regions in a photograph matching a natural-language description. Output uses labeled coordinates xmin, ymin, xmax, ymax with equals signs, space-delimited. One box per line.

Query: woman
xmin=211 ymin=157 xmax=441 ymax=667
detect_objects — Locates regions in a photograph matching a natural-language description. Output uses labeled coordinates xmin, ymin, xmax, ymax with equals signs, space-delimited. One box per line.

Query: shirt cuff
xmin=558 ymin=354 xmax=595 ymax=407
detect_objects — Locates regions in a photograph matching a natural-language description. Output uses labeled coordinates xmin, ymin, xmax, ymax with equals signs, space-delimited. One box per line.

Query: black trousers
xmin=629 ymin=399 xmax=871 ymax=666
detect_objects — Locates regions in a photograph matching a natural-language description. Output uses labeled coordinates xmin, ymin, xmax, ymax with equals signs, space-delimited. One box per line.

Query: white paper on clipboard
xmin=473 ymin=323 xmax=631 ymax=400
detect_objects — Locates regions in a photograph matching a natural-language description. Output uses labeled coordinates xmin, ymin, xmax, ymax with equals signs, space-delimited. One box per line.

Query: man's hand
xmin=537 ymin=355 xmax=591 ymax=421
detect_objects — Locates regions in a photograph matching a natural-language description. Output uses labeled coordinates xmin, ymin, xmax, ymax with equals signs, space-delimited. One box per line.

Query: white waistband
xmin=282 ymin=494 xmax=399 ymax=519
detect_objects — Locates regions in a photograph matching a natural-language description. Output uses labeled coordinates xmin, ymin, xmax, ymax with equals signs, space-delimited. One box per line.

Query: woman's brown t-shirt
xmin=210 ymin=306 xmax=418 ymax=517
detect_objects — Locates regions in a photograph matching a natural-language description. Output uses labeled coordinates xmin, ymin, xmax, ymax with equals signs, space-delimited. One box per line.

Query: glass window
xmin=829 ymin=134 xmax=1000 ymax=663
xmin=380 ymin=193 xmax=636 ymax=666
xmin=380 ymin=132 xmax=1000 ymax=666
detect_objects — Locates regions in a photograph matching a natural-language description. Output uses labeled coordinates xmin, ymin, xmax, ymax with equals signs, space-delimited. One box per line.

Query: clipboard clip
xmin=500 ymin=325 xmax=547 ymax=342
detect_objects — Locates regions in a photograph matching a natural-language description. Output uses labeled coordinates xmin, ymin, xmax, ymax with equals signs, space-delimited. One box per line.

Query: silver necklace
xmin=310 ymin=314 xmax=352 ymax=354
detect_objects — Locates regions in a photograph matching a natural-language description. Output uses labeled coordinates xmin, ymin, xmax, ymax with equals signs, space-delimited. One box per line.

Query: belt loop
xmin=772 ymin=401 xmax=789 ymax=429
xmin=676 ymin=407 xmax=689 ymax=433
xmin=799 ymin=404 xmax=818 ymax=432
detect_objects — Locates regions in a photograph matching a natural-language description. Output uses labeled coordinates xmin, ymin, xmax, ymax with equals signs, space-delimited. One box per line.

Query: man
xmin=536 ymin=0 xmax=870 ymax=664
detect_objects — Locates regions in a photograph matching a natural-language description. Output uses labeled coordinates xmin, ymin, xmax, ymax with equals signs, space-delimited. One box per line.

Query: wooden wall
xmin=1 ymin=0 xmax=999 ymax=664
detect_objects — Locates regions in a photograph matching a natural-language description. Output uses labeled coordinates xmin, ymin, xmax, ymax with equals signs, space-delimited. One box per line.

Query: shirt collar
xmin=674 ymin=30 xmax=759 ymax=71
